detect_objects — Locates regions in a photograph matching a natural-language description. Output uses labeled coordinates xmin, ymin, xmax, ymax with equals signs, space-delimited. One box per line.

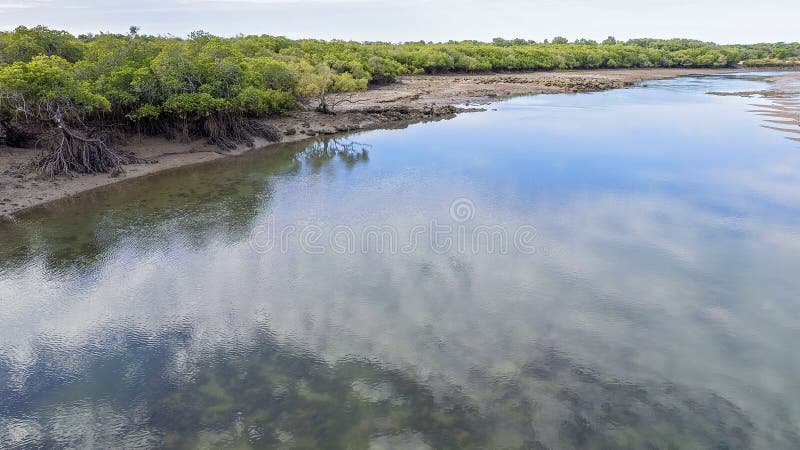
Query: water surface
xmin=1 ymin=74 xmax=800 ymax=448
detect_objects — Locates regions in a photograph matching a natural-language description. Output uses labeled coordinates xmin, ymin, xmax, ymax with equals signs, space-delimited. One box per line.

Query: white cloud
xmin=0 ymin=0 xmax=51 ymax=13
xmin=0 ymin=0 xmax=797 ymax=42
xmin=175 ymin=0 xmax=376 ymax=3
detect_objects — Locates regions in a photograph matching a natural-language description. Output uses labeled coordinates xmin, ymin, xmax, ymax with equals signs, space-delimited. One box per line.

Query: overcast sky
xmin=1 ymin=0 xmax=798 ymax=44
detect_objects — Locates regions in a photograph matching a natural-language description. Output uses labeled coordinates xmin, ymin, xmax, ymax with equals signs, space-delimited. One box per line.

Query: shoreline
xmin=0 ymin=67 xmax=793 ymax=218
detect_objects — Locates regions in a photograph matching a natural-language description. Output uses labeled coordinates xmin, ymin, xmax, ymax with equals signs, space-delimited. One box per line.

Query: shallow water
xmin=1 ymin=74 xmax=800 ymax=448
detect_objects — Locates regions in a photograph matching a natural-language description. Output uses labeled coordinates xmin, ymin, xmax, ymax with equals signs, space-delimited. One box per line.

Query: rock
xmin=285 ymin=128 xmax=297 ymax=135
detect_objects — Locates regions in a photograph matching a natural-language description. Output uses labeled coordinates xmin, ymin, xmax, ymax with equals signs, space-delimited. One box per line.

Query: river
xmin=1 ymin=73 xmax=799 ymax=448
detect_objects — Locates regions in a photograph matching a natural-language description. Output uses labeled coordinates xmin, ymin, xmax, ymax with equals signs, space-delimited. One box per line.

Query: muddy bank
xmin=708 ymin=73 xmax=800 ymax=140
xmin=0 ymin=68 xmax=770 ymax=217
xmin=748 ymin=75 xmax=800 ymax=141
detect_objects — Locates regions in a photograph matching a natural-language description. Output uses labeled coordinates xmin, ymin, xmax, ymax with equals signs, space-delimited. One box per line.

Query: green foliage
xmin=0 ymin=26 xmax=798 ymax=128
xmin=0 ymin=55 xmax=110 ymax=119
xmin=245 ymin=57 xmax=297 ymax=91
xmin=741 ymin=58 xmax=800 ymax=67
xmin=233 ymin=86 xmax=297 ymax=116
xmin=163 ymin=92 xmax=227 ymax=118
xmin=126 ymin=103 xmax=161 ymax=121
xmin=294 ymin=63 xmax=368 ymax=113
xmin=602 ymin=36 xmax=618 ymax=45
xmin=0 ymin=26 xmax=84 ymax=64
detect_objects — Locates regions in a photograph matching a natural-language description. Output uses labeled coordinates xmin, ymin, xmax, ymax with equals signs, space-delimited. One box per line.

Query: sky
xmin=0 ymin=0 xmax=798 ymax=44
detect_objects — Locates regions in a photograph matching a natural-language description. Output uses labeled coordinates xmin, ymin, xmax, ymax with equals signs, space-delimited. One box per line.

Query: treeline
xmin=1 ymin=26 xmax=798 ymax=175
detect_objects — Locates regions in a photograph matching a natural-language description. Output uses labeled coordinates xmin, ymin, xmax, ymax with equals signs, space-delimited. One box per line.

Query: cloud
xmin=0 ymin=0 xmax=52 ymax=13
xmin=0 ymin=0 xmax=796 ymax=42
xmin=175 ymin=0 xmax=377 ymax=3
xmin=0 ymin=2 xmax=38 ymax=10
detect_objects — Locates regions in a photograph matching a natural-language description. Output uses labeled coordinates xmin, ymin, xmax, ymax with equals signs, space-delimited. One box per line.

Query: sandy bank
xmin=749 ymin=74 xmax=800 ymax=141
xmin=0 ymin=68 xmax=779 ymax=217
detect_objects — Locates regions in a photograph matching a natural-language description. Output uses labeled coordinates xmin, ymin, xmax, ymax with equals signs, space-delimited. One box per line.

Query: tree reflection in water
xmin=301 ymin=137 xmax=370 ymax=168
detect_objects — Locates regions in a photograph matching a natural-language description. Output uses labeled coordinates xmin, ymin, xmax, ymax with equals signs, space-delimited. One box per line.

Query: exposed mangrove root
xmin=203 ymin=115 xmax=282 ymax=149
xmin=34 ymin=118 xmax=147 ymax=177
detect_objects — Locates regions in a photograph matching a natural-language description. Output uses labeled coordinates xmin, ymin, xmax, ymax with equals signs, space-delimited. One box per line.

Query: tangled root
xmin=35 ymin=125 xmax=146 ymax=177
xmin=204 ymin=115 xmax=282 ymax=150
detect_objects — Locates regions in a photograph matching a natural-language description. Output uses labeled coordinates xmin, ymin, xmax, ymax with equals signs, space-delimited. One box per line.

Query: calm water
xmin=1 ymin=74 xmax=800 ymax=449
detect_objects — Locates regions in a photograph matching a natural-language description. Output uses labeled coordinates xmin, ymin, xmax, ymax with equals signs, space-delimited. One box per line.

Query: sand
xmin=747 ymin=74 xmax=800 ymax=137
xmin=0 ymin=68 xmax=792 ymax=217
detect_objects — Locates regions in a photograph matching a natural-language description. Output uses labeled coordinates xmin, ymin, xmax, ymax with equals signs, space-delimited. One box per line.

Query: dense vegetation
xmin=1 ymin=26 xmax=798 ymax=175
